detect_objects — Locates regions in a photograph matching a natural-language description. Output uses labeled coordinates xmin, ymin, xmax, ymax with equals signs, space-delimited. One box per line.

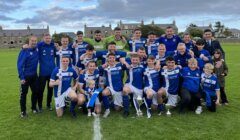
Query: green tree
xmin=52 ymin=33 xmax=73 ymax=45
xmin=139 ymin=25 xmax=164 ymax=38
xmin=188 ymin=28 xmax=203 ymax=38
xmin=223 ymin=28 xmax=232 ymax=37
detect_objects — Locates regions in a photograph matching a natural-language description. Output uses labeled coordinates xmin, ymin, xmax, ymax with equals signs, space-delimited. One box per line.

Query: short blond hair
xmin=188 ymin=58 xmax=198 ymax=65
xmin=86 ymin=79 xmax=95 ymax=87
xmin=204 ymin=63 xmax=214 ymax=70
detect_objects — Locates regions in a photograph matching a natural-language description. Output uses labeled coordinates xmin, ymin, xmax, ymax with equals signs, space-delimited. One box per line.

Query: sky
xmin=0 ymin=0 xmax=240 ymax=34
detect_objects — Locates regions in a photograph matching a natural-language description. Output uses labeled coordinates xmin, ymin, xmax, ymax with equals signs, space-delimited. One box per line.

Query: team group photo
xmin=1 ymin=0 xmax=240 ymax=139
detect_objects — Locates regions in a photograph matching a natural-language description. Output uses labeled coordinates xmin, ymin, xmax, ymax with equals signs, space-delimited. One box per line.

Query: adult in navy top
xmin=173 ymin=43 xmax=193 ymax=67
xmin=17 ymin=36 xmax=39 ymax=117
xmin=155 ymin=26 xmax=182 ymax=52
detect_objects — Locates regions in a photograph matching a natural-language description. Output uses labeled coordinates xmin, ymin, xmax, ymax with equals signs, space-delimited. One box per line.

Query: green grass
xmin=0 ymin=44 xmax=240 ymax=140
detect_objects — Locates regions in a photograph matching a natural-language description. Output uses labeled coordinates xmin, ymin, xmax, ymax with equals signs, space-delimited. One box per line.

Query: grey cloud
xmin=0 ymin=15 xmax=14 ymax=21
xmin=0 ymin=0 xmax=25 ymax=13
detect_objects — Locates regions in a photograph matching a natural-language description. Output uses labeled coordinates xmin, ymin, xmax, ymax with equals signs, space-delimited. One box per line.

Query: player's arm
xmin=49 ymin=68 xmax=59 ymax=87
xmin=17 ymin=50 xmax=27 ymax=84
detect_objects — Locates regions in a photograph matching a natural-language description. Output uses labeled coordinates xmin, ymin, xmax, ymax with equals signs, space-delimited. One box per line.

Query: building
xmin=84 ymin=24 xmax=113 ymax=38
xmin=59 ymin=32 xmax=76 ymax=40
xmin=229 ymin=28 xmax=240 ymax=38
xmin=117 ymin=20 xmax=178 ymax=37
xmin=0 ymin=25 xmax=49 ymax=47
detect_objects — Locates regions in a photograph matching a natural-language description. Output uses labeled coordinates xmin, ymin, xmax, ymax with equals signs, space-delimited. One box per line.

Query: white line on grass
xmin=93 ymin=116 xmax=102 ymax=140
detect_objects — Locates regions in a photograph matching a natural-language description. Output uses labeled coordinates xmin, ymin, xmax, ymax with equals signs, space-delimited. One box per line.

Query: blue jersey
xmin=71 ymin=41 xmax=89 ymax=65
xmin=76 ymin=54 xmax=97 ymax=70
xmin=201 ymin=73 xmax=220 ymax=97
xmin=37 ymin=41 xmax=56 ymax=76
xmin=50 ymin=67 xmax=78 ymax=97
xmin=99 ymin=63 xmax=125 ymax=92
xmin=156 ymin=35 xmax=182 ymax=52
xmin=154 ymin=51 xmax=174 ymax=67
xmin=128 ymin=38 xmax=146 ymax=52
xmin=96 ymin=50 xmax=126 ymax=64
xmin=161 ymin=67 xmax=181 ymax=95
xmin=124 ymin=63 xmax=145 ymax=90
xmin=78 ymin=69 xmax=100 ymax=88
xmin=181 ymin=67 xmax=201 ymax=93
xmin=125 ymin=57 xmax=147 ymax=68
xmin=146 ymin=42 xmax=159 ymax=56
xmin=196 ymin=49 xmax=211 ymax=71
xmin=174 ymin=51 xmax=192 ymax=67
xmin=17 ymin=47 xmax=39 ymax=80
xmin=185 ymin=41 xmax=194 ymax=50
xmin=144 ymin=67 xmax=161 ymax=92
xmin=56 ymin=47 xmax=74 ymax=67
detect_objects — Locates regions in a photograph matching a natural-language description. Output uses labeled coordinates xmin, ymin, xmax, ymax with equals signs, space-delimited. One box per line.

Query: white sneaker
xmin=88 ymin=112 xmax=92 ymax=117
xmin=195 ymin=106 xmax=203 ymax=115
xmin=147 ymin=109 xmax=152 ymax=119
xmin=158 ymin=111 xmax=164 ymax=116
xmin=137 ymin=110 xmax=143 ymax=117
xmin=103 ymin=109 xmax=110 ymax=118
xmin=166 ymin=109 xmax=171 ymax=116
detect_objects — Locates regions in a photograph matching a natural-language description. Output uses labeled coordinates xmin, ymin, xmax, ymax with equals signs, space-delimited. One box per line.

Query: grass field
xmin=0 ymin=44 xmax=240 ymax=140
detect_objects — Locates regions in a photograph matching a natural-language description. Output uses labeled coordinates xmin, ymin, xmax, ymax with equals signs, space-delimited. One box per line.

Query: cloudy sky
xmin=0 ymin=0 xmax=239 ymax=34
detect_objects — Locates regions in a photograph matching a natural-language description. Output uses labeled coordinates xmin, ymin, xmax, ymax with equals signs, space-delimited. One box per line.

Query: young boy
xmin=179 ymin=58 xmax=202 ymax=114
xmin=158 ymin=56 xmax=181 ymax=116
xmin=195 ymin=39 xmax=211 ymax=71
xmin=201 ymin=63 xmax=220 ymax=112
xmin=144 ymin=55 xmax=161 ymax=118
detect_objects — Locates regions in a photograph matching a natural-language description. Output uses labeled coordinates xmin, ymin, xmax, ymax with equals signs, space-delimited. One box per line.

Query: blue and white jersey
xmin=125 ymin=57 xmax=147 ymax=68
xmin=144 ymin=67 xmax=161 ymax=92
xmin=99 ymin=63 xmax=125 ymax=92
xmin=96 ymin=50 xmax=126 ymax=64
xmin=50 ymin=67 xmax=78 ymax=97
xmin=161 ymin=67 xmax=181 ymax=95
xmin=181 ymin=67 xmax=201 ymax=93
xmin=201 ymin=73 xmax=220 ymax=96
xmin=146 ymin=42 xmax=159 ymax=56
xmin=128 ymin=38 xmax=146 ymax=52
xmin=55 ymin=47 xmax=73 ymax=67
xmin=72 ymin=41 xmax=88 ymax=65
xmin=37 ymin=41 xmax=56 ymax=76
xmin=78 ymin=69 xmax=100 ymax=88
xmin=154 ymin=51 xmax=174 ymax=67
xmin=76 ymin=53 xmax=97 ymax=70
xmin=155 ymin=35 xmax=182 ymax=52
xmin=124 ymin=63 xmax=145 ymax=90
xmin=196 ymin=49 xmax=212 ymax=71
xmin=174 ymin=51 xmax=192 ymax=67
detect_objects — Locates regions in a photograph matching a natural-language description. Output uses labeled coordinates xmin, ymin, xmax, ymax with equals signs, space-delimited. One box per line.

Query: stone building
xmin=84 ymin=24 xmax=113 ymax=38
xmin=0 ymin=25 xmax=49 ymax=47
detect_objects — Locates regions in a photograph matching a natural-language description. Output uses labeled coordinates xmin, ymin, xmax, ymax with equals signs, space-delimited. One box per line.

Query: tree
xmin=52 ymin=33 xmax=73 ymax=45
xmin=223 ymin=28 xmax=232 ymax=37
xmin=214 ymin=21 xmax=224 ymax=33
xmin=139 ymin=25 xmax=165 ymax=38
xmin=188 ymin=28 xmax=203 ymax=38
xmin=189 ymin=23 xmax=197 ymax=27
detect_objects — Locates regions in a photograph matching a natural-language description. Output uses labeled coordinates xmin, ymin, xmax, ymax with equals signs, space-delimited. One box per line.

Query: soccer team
xmin=17 ymin=26 xmax=228 ymax=118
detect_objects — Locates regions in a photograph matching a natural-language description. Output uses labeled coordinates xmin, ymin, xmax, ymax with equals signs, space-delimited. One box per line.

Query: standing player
xmin=17 ymin=36 xmax=39 ymax=117
xmin=105 ymin=27 xmax=127 ymax=50
xmin=157 ymin=56 xmax=181 ymax=116
xmin=174 ymin=43 xmax=193 ymax=67
xmin=195 ymin=39 xmax=211 ymax=71
xmin=72 ymin=31 xmax=89 ymax=66
xmin=84 ymin=30 xmax=106 ymax=50
xmin=37 ymin=33 xmax=56 ymax=111
xmin=99 ymin=53 xmax=125 ymax=118
xmin=49 ymin=56 xmax=79 ymax=117
xmin=143 ymin=56 xmax=161 ymax=118
xmin=128 ymin=28 xmax=146 ymax=52
xmin=145 ymin=31 xmax=159 ymax=56
xmin=155 ymin=26 xmax=182 ymax=52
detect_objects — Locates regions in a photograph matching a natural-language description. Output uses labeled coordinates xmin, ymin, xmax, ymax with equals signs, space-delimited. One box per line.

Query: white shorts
xmin=54 ymin=87 xmax=72 ymax=109
xmin=166 ymin=94 xmax=178 ymax=107
xmin=125 ymin=84 xmax=143 ymax=99
xmin=144 ymin=87 xmax=158 ymax=106
xmin=107 ymin=87 xmax=123 ymax=107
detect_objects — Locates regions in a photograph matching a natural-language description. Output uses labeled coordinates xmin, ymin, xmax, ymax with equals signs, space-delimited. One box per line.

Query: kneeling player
xmin=143 ymin=56 xmax=161 ymax=118
xmin=201 ymin=63 xmax=220 ymax=112
xmin=158 ymin=56 xmax=181 ymax=116
xmin=99 ymin=53 xmax=125 ymax=118
xmin=49 ymin=56 xmax=80 ymax=117
xmin=122 ymin=54 xmax=145 ymax=117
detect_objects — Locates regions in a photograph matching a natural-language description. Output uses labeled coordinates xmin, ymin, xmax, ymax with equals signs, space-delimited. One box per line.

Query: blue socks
xmin=122 ymin=95 xmax=129 ymax=112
